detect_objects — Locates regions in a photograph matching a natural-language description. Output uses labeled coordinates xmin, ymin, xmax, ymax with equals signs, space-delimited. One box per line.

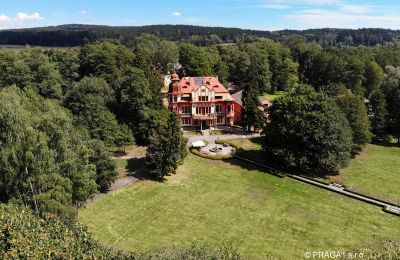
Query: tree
xmin=145 ymin=110 xmax=187 ymax=180
xmin=88 ymin=140 xmax=117 ymax=193
xmin=263 ymin=85 xmax=353 ymax=175
xmin=336 ymin=92 xmax=372 ymax=153
xmin=133 ymin=34 xmax=179 ymax=74
xmin=64 ymin=77 xmax=134 ymax=147
xmin=242 ymin=44 xmax=272 ymax=93
xmin=382 ymin=66 xmax=400 ymax=143
xmin=48 ymin=48 xmax=80 ymax=93
xmin=369 ymin=89 xmax=388 ymax=143
xmin=119 ymin=66 xmax=154 ymax=143
xmin=241 ymin=88 xmax=264 ymax=132
xmin=0 ymin=48 xmax=62 ymax=99
xmin=0 ymin=86 xmax=99 ymax=219
xmin=179 ymin=43 xmax=217 ymax=76
xmin=364 ymin=61 xmax=384 ymax=96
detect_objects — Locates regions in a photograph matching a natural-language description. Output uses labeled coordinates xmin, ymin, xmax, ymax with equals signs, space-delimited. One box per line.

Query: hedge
xmin=215 ymin=139 xmax=241 ymax=149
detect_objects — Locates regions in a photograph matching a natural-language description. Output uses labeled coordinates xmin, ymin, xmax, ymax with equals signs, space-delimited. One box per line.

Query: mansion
xmin=167 ymin=73 xmax=238 ymax=129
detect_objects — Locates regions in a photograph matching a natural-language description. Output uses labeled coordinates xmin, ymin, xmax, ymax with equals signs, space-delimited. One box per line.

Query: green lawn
xmin=334 ymin=144 xmax=400 ymax=204
xmin=79 ymin=154 xmax=400 ymax=259
xmin=264 ymin=91 xmax=285 ymax=101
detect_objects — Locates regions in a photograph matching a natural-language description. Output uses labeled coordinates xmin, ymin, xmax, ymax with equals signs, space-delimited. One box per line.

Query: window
xmin=217 ymin=117 xmax=224 ymax=125
xmin=181 ymin=95 xmax=191 ymax=102
xmin=196 ymin=107 xmax=211 ymax=115
xmin=182 ymin=106 xmax=191 ymax=114
xmin=181 ymin=118 xmax=191 ymax=126
xmin=173 ymin=96 xmax=178 ymax=102
xmin=199 ymin=96 xmax=208 ymax=102
xmin=216 ymin=105 xmax=222 ymax=113
xmin=216 ymin=96 xmax=223 ymax=100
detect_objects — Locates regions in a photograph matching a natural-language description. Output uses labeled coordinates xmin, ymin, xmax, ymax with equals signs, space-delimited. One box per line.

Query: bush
xmin=0 ymin=203 xmax=131 ymax=259
xmin=215 ymin=139 xmax=241 ymax=149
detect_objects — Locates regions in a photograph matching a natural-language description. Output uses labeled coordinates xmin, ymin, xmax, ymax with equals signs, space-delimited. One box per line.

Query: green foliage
xmin=134 ymin=34 xmax=179 ymax=74
xmin=364 ymin=61 xmax=384 ymax=96
xmin=145 ymin=111 xmax=187 ymax=180
xmin=0 ymin=48 xmax=62 ymax=98
xmin=263 ymin=85 xmax=353 ymax=175
xmin=382 ymin=66 xmax=400 ymax=142
xmin=0 ymin=87 xmax=99 ymax=218
xmin=87 ymin=140 xmax=118 ymax=193
xmin=369 ymin=90 xmax=389 ymax=143
xmin=0 ymin=203 xmax=133 ymax=258
xmin=64 ymin=76 xmax=135 ymax=147
xmin=48 ymin=48 xmax=80 ymax=92
xmin=336 ymin=92 xmax=372 ymax=153
xmin=119 ymin=66 xmax=155 ymax=143
xmin=179 ymin=43 xmax=217 ymax=76
xmin=241 ymin=88 xmax=265 ymax=132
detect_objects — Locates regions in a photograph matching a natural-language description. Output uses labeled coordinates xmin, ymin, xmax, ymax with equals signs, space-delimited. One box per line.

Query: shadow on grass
xmin=227 ymin=148 xmax=339 ymax=179
xmin=126 ymin=157 xmax=169 ymax=182
xmin=125 ymin=157 xmax=149 ymax=180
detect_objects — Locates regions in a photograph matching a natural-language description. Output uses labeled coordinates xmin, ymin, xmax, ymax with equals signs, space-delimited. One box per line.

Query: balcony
xmin=193 ymin=113 xmax=217 ymax=120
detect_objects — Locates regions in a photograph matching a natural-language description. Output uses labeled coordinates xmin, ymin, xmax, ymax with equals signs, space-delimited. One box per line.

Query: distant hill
xmin=0 ymin=24 xmax=399 ymax=47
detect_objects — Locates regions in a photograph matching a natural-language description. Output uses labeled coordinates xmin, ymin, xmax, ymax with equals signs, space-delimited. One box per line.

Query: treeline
xmin=0 ymin=24 xmax=399 ymax=47
xmin=0 ymin=35 xmax=187 ymax=221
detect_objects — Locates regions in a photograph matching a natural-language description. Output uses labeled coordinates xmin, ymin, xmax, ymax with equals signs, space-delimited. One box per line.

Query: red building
xmin=167 ymin=73 xmax=236 ymax=129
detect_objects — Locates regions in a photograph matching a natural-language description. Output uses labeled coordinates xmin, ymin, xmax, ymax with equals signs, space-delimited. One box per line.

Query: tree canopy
xmin=263 ymin=85 xmax=353 ymax=175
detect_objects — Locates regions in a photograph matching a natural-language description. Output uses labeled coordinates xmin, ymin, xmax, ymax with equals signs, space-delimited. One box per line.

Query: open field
xmin=331 ymin=144 xmax=400 ymax=204
xmin=78 ymin=154 xmax=400 ymax=259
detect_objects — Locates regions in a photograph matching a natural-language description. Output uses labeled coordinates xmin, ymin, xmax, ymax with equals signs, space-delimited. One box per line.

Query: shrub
xmin=215 ymin=139 xmax=241 ymax=149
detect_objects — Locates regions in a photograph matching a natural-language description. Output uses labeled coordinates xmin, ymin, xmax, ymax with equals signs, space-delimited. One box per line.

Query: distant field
xmin=78 ymin=154 xmax=400 ymax=259
xmin=332 ymin=144 xmax=400 ymax=204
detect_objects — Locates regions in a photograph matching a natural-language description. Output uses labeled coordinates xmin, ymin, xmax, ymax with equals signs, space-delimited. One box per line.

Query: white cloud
xmin=285 ymin=9 xmax=400 ymax=29
xmin=79 ymin=10 xmax=89 ymax=15
xmin=0 ymin=12 xmax=43 ymax=29
xmin=172 ymin=11 xmax=182 ymax=16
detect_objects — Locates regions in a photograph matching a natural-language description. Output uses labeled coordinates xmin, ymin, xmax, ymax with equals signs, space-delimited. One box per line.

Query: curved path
xmin=186 ymin=133 xmax=261 ymax=144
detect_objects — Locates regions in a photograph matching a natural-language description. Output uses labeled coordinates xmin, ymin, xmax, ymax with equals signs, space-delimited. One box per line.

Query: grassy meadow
xmin=332 ymin=144 xmax=400 ymax=204
xmin=79 ymin=154 xmax=400 ymax=259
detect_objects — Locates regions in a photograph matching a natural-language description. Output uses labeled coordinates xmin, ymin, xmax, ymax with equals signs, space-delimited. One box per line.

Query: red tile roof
xmin=178 ymin=76 xmax=230 ymax=94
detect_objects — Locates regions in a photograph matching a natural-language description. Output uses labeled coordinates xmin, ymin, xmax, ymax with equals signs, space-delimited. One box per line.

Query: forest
xmin=0 ymin=24 xmax=400 ymax=47
xmin=1 ymin=30 xmax=400 ymax=256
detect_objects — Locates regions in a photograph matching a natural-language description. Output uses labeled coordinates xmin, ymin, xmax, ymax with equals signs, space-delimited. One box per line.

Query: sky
xmin=0 ymin=0 xmax=400 ymax=30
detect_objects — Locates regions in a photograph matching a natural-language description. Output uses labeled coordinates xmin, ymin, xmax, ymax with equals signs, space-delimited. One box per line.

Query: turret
xmin=169 ymin=72 xmax=182 ymax=94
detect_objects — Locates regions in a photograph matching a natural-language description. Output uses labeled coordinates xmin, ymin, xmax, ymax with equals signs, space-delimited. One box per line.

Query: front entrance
xmin=201 ymin=121 xmax=207 ymax=130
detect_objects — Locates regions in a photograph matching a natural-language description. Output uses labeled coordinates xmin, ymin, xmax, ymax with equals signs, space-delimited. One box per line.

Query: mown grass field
xmin=333 ymin=144 xmax=400 ymax=204
xmin=229 ymin=138 xmax=400 ymax=204
xmin=79 ymin=154 xmax=400 ymax=259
